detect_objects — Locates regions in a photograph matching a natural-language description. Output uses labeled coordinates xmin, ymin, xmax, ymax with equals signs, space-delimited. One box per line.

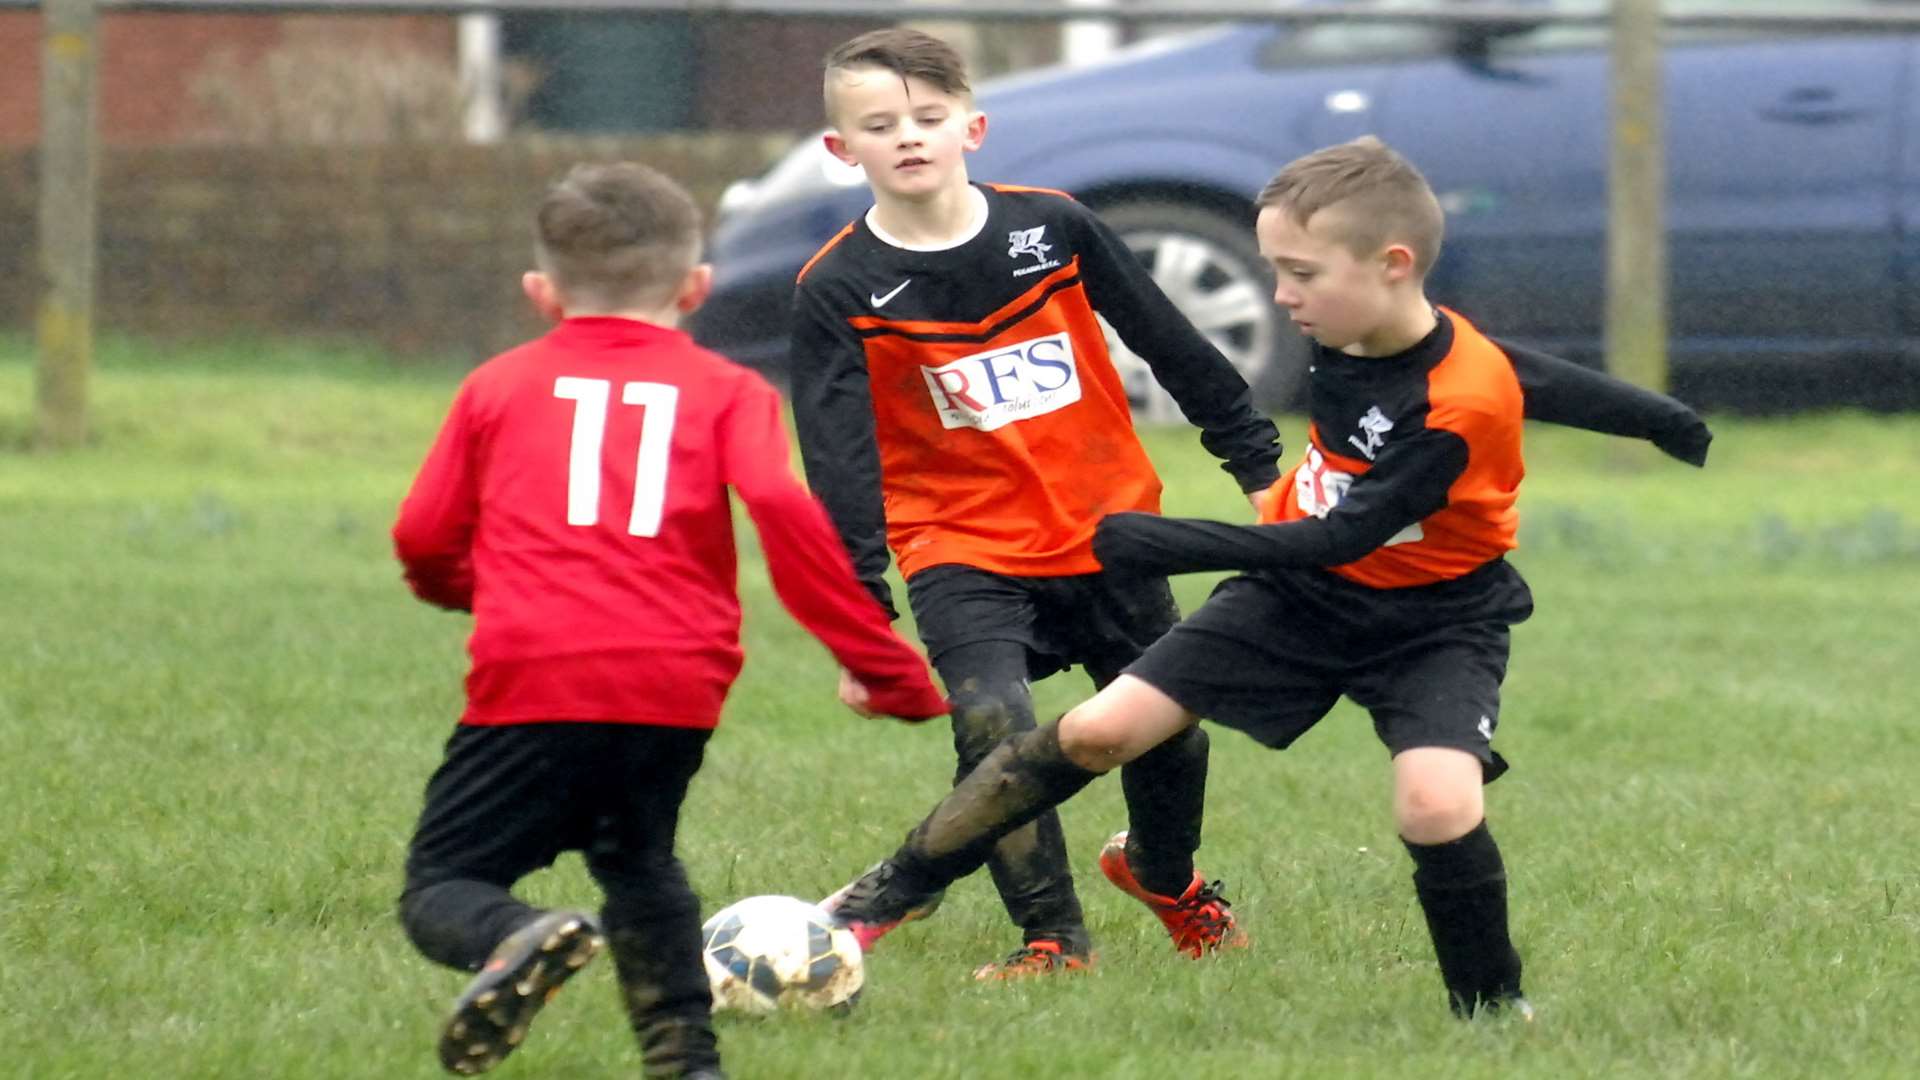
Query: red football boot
xmin=1098 ymin=830 xmax=1249 ymax=958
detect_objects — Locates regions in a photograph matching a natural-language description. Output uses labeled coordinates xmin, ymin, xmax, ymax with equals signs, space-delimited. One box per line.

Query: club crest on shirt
xmin=1008 ymin=226 xmax=1063 ymax=277
xmin=1008 ymin=226 xmax=1051 ymax=261
xmin=921 ymin=333 xmax=1081 ymax=431
xmin=1349 ymin=405 xmax=1393 ymax=460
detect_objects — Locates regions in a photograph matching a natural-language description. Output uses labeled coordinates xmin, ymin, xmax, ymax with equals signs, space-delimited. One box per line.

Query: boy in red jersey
xmin=796 ymin=28 xmax=1282 ymax=979
xmin=393 ymin=162 xmax=945 ymax=1078
xmin=823 ymin=137 xmax=1713 ymax=1019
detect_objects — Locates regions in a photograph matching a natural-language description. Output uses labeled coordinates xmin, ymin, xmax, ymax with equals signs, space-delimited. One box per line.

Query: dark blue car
xmin=694 ymin=16 xmax=1920 ymax=413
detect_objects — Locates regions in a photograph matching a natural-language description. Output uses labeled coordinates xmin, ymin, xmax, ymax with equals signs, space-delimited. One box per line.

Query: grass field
xmin=4 ymin=337 xmax=1918 ymax=1079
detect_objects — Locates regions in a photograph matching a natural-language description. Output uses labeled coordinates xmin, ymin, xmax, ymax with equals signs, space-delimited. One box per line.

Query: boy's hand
xmin=840 ymin=668 xmax=947 ymax=723
xmin=838 ymin=668 xmax=877 ymax=717
xmin=1654 ymin=418 xmax=1713 ymax=467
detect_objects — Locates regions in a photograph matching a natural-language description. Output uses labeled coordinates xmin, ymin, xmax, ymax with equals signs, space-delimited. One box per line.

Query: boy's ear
xmin=962 ymin=110 xmax=988 ymax=152
xmin=521 ymin=270 xmax=566 ymax=324
xmin=823 ymin=129 xmax=856 ymax=166
xmin=675 ymin=263 xmax=713 ymax=316
xmin=1381 ymin=243 xmax=1419 ymax=283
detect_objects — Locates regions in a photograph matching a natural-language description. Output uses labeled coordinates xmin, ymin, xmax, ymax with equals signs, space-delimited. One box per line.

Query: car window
xmin=1257 ymin=2 xmax=1456 ymax=67
xmin=1494 ymin=0 xmax=1902 ymax=56
xmin=1257 ymin=0 xmax=1900 ymax=67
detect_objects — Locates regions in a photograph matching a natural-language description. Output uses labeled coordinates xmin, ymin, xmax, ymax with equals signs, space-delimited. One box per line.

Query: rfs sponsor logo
xmin=1294 ymin=446 xmax=1423 ymax=546
xmin=921 ymin=333 xmax=1081 ymax=431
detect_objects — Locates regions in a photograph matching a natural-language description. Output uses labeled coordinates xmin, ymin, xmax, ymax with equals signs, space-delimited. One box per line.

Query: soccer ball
xmin=700 ymin=894 xmax=864 ymax=1015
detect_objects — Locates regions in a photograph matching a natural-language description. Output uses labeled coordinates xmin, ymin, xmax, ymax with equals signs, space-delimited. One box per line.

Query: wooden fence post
xmin=36 ymin=0 xmax=99 ymax=450
xmin=1606 ymin=0 xmax=1668 ymax=392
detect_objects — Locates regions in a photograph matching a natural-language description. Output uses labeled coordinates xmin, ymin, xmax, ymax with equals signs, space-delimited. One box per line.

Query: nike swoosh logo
xmin=870 ymin=279 xmax=912 ymax=308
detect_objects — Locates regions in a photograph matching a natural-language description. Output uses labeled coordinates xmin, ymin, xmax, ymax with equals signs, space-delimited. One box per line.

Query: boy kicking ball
xmin=823 ymin=136 xmax=1711 ymax=1019
xmin=393 ymin=162 xmax=945 ymax=1077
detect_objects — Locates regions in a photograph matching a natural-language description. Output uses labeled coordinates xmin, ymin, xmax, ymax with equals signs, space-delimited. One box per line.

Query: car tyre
xmin=1094 ymin=199 xmax=1311 ymax=417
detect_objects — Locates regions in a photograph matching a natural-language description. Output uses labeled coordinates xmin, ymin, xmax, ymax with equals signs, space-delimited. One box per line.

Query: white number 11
xmin=552 ymin=376 xmax=678 ymax=537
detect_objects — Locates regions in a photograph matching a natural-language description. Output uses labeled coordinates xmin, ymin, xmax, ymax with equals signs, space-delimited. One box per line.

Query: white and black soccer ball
xmin=700 ymin=894 xmax=864 ymax=1015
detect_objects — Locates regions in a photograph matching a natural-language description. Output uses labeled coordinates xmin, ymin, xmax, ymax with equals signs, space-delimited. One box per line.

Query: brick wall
xmin=0 ymin=135 xmax=795 ymax=359
xmin=0 ymin=13 xmax=456 ymax=147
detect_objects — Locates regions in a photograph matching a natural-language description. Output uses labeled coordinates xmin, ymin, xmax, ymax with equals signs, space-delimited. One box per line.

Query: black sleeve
xmin=1093 ymin=427 xmax=1469 ymax=576
xmin=1495 ymin=338 xmax=1712 ymax=467
xmin=1070 ymin=206 xmax=1282 ymax=493
xmin=788 ymin=282 xmax=898 ymax=619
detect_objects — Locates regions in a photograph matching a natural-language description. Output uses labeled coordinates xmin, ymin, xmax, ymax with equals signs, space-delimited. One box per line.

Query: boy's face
xmin=1257 ymin=204 xmax=1418 ymax=356
xmin=824 ymin=66 xmax=985 ymax=202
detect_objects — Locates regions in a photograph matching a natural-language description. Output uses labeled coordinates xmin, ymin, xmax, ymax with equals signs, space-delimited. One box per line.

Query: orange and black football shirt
xmin=790 ymin=183 xmax=1280 ymax=614
xmin=1092 ymin=307 xmax=1710 ymax=588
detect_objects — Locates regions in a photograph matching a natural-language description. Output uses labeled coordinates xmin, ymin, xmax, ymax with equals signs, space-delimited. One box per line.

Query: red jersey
xmin=394 ymin=317 xmax=944 ymax=727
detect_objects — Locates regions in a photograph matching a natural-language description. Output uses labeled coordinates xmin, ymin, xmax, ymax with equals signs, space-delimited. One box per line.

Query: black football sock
xmin=1404 ymin=820 xmax=1524 ymax=1017
xmin=939 ymin=642 xmax=1087 ymax=953
xmin=597 ymin=862 xmax=721 ymax=1077
xmin=892 ymin=720 xmax=1100 ymax=887
xmin=1118 ymin=723 xmax=1209 ymax=898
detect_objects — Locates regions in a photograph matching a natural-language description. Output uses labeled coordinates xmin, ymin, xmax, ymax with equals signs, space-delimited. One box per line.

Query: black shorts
xmin=404 ymin=722 xmax=711 ymax=889
xmin=1126 ymin=561 xmax=1533 ymax=776
xmin=906 ymin=563 xmax=1181 ymax=682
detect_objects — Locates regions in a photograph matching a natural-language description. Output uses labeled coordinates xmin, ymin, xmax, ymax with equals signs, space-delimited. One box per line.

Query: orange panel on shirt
xmin=856 ymin=259 xmax=1162 ymax=578
xmin=1262 ymin=310 xmax=1524 ymax=588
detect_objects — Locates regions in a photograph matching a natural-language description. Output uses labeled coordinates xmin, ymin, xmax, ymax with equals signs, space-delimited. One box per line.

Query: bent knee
xmin=1393 ymin=747 xmax=1485 ymax=844
xmin=950 ymin=692 xmax=1034 ymax=771
xmin=1395 ymin=786 xmax=1483 ymax=845
xmin=1056 ymin=706 xmax=1134 ymax=774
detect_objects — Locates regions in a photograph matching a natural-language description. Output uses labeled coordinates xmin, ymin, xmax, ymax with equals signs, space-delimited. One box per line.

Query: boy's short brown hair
xmin=823 ymin=28 xmax=972 ymax=121
xmin=534 ymin=162 xmax=702 ymax=310
xmin=1257 ymin=136 xmax=1445 ymax=276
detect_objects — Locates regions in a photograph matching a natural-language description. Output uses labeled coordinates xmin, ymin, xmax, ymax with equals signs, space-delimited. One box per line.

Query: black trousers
xmin=398 ymin=722 xmax=717 ymax=1076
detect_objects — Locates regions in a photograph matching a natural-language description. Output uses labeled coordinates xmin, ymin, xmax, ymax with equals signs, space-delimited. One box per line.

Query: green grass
xmin=4 ymin=337 xmax=1919 ymax=1079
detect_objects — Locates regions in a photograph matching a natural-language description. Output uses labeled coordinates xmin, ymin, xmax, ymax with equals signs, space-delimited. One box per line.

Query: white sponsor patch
xmin=921 ymin=333 xmax=1081 ymax=432
xmin=1294 ymin=446 xmax=1423 ymax=547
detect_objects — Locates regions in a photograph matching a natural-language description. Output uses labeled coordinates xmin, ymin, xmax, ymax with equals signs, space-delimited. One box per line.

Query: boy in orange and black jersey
xmin=793 ymin=29 xmax=1282 ymax=977
xmin=823 ymin=137 xmax=1712 ymax=1019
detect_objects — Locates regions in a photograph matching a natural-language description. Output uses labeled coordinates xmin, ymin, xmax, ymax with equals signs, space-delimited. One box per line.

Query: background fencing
xmin=9 ymin=1 xmax=1920 ymax=446
xmin=0 ymin=134 xmax=791 ymax=357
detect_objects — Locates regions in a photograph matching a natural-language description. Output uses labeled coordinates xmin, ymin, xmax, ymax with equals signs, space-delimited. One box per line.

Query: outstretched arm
xmin=1095 ymin=428 xmax=1468 ymax=577
xmin=1496 ymin=338 xmax=1712 ymax=466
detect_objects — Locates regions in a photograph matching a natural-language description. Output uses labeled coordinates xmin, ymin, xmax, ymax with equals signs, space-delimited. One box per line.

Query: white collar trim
xmin=865 ymin=186 xmax=990 ymax=252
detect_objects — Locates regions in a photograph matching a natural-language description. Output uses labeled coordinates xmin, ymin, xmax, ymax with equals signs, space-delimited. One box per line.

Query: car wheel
xmin=1094 ymin=200 xmax=1309 ymax=420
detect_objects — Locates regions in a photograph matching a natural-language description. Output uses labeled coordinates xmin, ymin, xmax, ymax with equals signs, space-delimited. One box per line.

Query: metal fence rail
xmin=4 ymin=0 xmax=1920 ymax=29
